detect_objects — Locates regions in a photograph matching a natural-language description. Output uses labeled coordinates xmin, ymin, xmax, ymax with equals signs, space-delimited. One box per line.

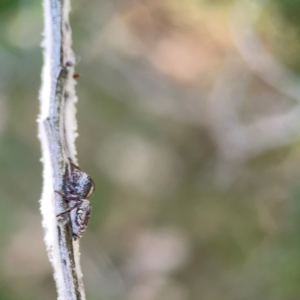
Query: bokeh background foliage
xmin=1 ymin=0 xmax=300 ymax=299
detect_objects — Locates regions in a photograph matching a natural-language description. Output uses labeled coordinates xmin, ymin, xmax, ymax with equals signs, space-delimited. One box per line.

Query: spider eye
xmin=85 ymin=178 xmax=95 ymax=198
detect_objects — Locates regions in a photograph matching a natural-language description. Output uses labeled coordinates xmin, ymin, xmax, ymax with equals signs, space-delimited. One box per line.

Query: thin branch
xmin=205 ymin=0 xmax=300 ymax=186
xmin=38 ymin=0 xmax=86 ymax=299
xmin=230 ymin=0 xmax=300 ymax=102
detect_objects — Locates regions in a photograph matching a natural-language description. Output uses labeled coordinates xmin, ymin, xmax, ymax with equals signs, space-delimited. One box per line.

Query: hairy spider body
xmin=56 ymin=161 xmax=95 ymax=240
xmin=69 ymin=199 xmax=91 ymax=240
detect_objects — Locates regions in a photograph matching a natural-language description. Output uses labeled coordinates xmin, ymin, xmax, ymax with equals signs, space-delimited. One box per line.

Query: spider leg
xmin=68 ymin=158 xmax=81 ymax=172
xmin=56 ymin=200 xmax=83 ymax=217
xmin=55 ymin=191 xmax=81 ymax=202
xmin=66 ymin=182 xmax=76 ymax=194
xmin=64 ymin=169 xmax=76 ymax=194
xmin=65 ymin=159 xmax=82 ymax=194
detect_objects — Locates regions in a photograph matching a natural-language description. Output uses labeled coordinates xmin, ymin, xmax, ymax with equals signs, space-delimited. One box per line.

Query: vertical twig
xmin=38 ymin=0 xmax=86 ymax=299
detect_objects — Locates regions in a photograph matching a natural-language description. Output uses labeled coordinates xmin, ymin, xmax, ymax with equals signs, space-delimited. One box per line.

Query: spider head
xmin=68 ymin=162 xmax=95 ymax=198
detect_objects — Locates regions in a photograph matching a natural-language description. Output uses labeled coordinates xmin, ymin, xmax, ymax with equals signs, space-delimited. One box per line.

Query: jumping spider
xmin=56 ymin=161 xmax=95 ymax=240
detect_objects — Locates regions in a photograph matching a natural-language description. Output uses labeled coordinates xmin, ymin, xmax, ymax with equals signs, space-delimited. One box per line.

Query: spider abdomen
xmin=70 ymin=199 xmax=92 ymax=240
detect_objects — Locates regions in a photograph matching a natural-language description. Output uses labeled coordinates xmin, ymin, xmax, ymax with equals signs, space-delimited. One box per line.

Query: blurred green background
xmin=2 ymin=0 xmax=300 ymax=299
